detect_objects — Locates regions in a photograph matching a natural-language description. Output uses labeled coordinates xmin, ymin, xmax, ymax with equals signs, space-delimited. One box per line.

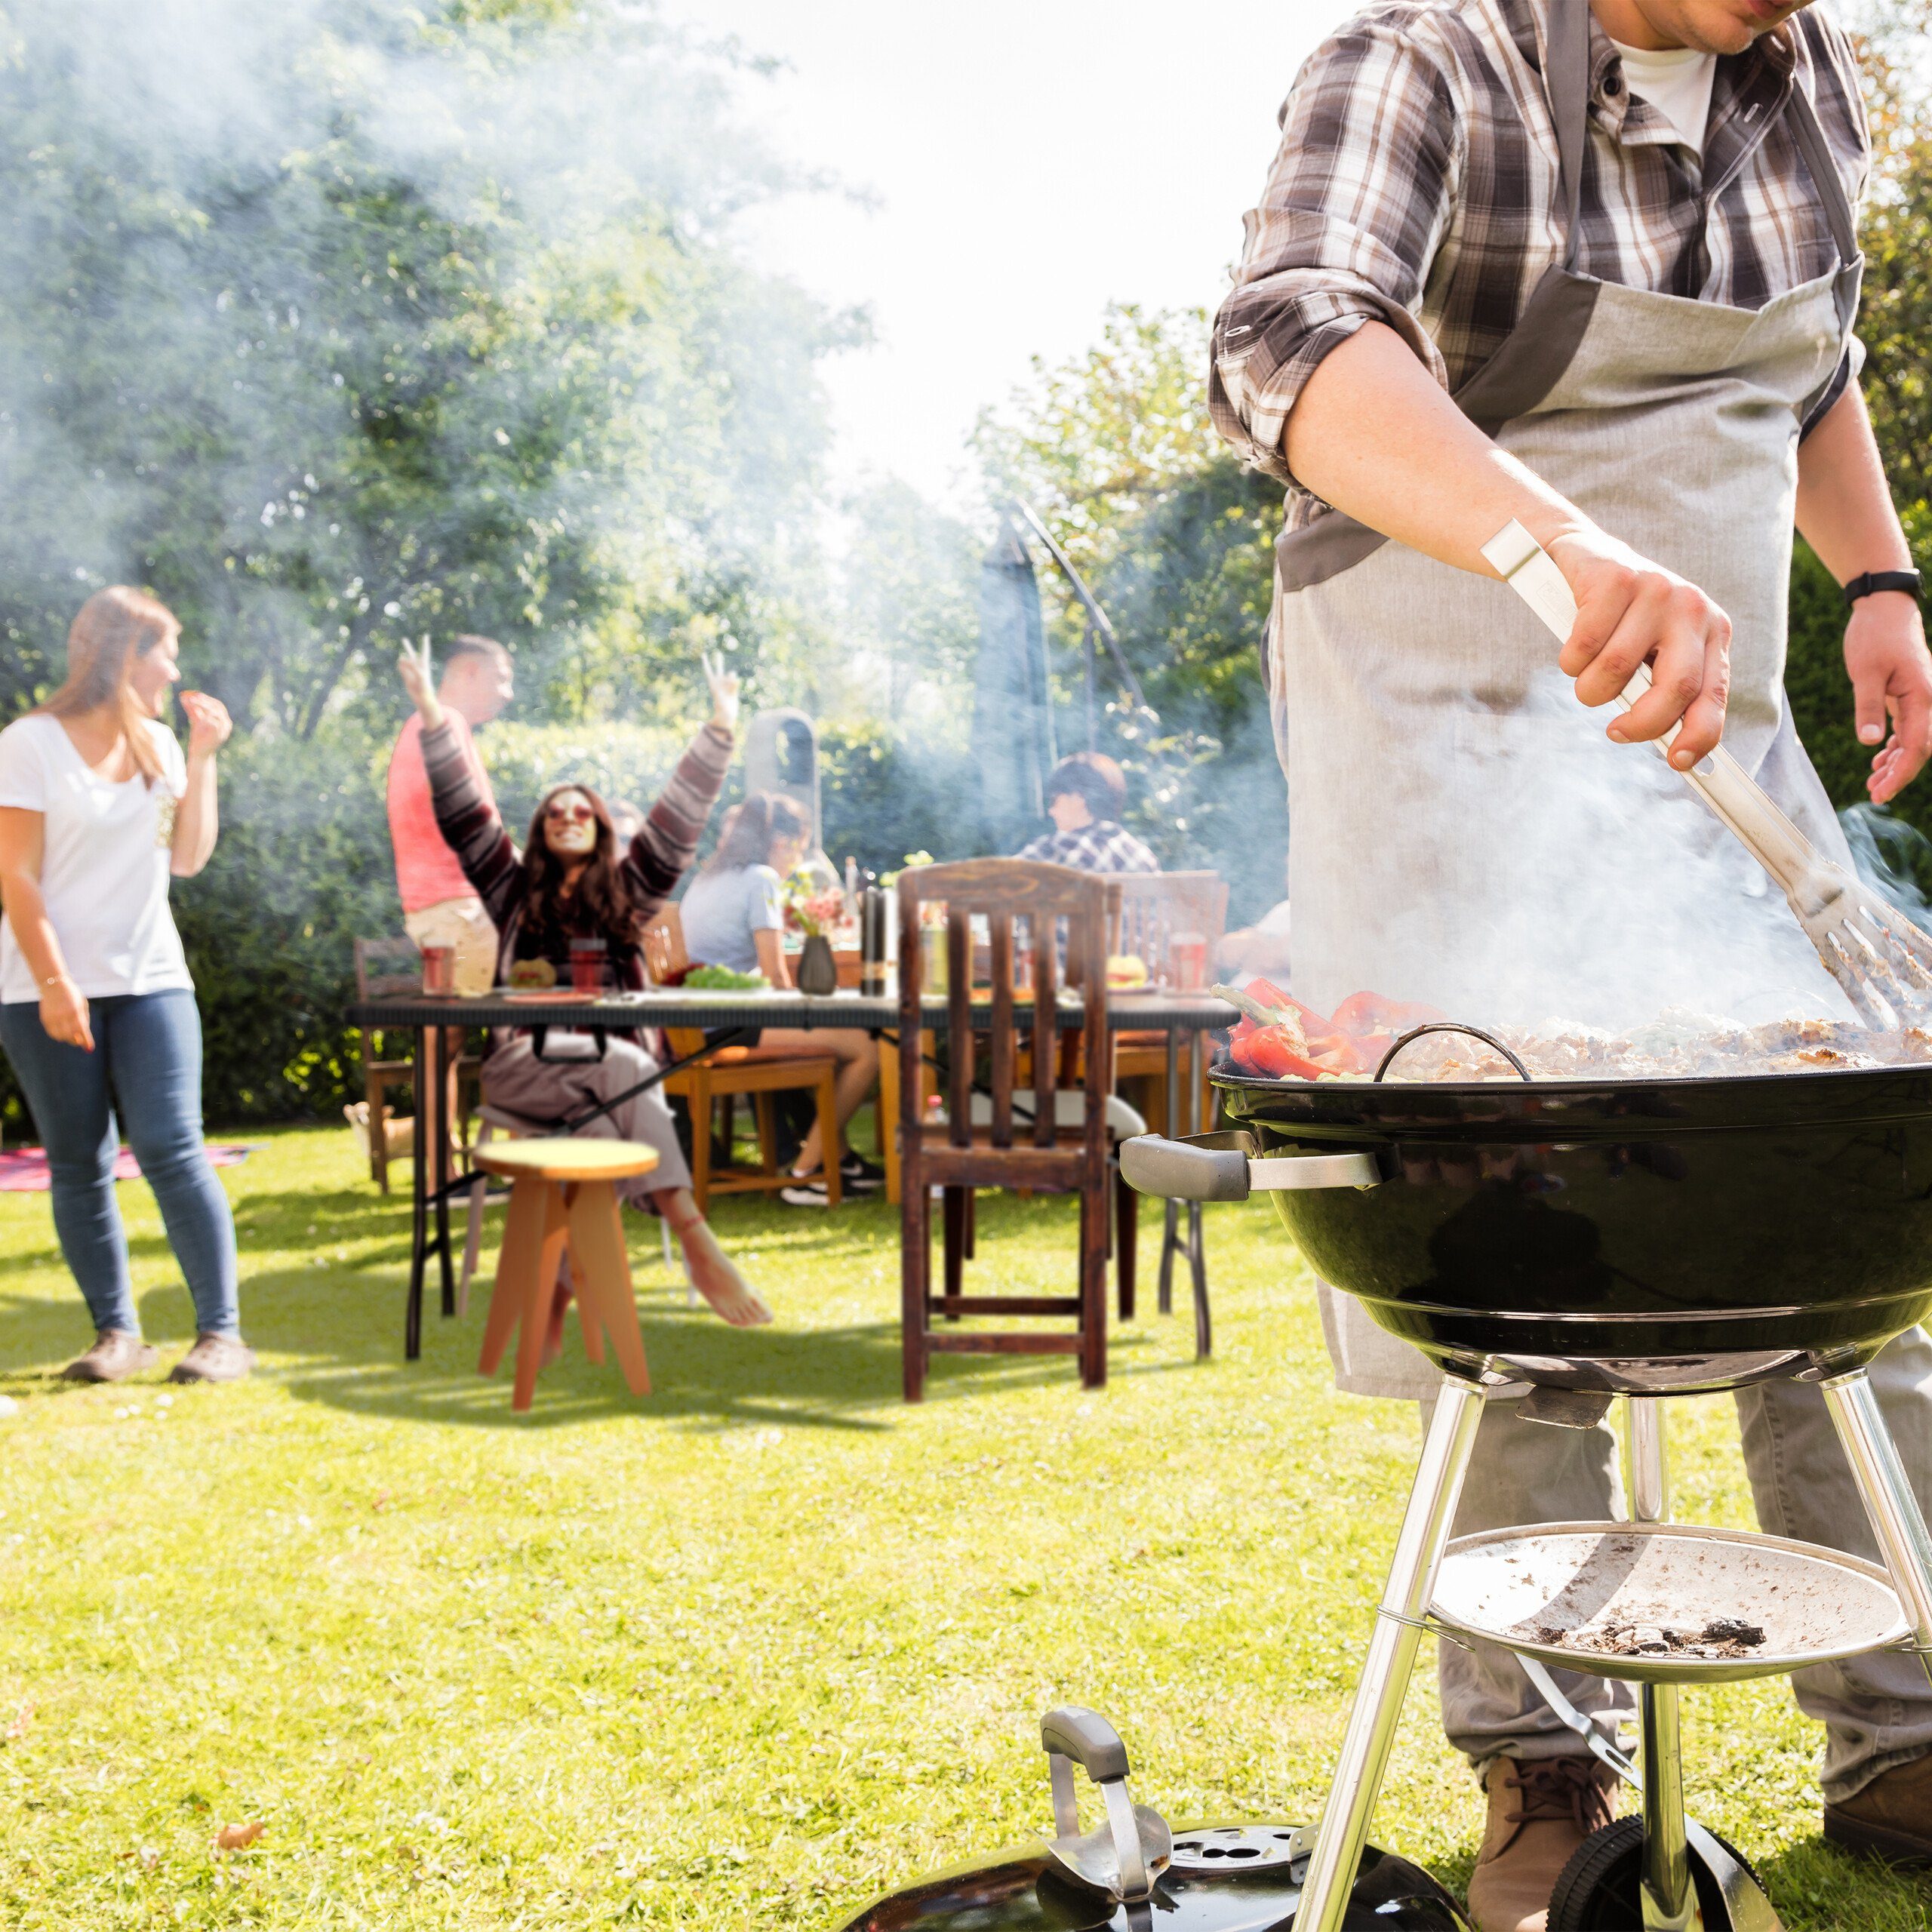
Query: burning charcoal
xmin=1700 ymin=1618 xmax=1765 ymax=1647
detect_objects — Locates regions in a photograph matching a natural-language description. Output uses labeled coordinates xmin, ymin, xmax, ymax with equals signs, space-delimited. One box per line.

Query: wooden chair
xmin=352 ymin=936 xmax=481 ymax=1193
xmin=472 ymin=1138 xmax=657 ymax=1413
xmin=897 ymin=860 xmax=1121 ymax=1401
xmin=642 ymin=906 xmax=842 ymax=1214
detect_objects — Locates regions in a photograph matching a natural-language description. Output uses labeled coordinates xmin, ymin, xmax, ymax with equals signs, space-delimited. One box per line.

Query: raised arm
xmin=170 ymin=692 xmax=232 ymax=878
xmin=621 ymin=651 xmax=740 ymax=921
xmin=398 ymin=641 xmax=521 ymax=923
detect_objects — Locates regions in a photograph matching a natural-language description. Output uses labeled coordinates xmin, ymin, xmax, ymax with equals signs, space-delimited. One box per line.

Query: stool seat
xmin=472 ymin=1139 xmax=660 ymax=1184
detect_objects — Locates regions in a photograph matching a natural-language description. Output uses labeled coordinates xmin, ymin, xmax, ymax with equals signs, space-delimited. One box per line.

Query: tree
xmin=974 ymin=305 xmax=1287 ymax=912
xmin=0 ymin=0 xmax=847 ymax=736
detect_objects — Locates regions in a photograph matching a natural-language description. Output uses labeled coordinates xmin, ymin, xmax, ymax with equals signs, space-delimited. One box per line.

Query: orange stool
xmin=472 ymin=1139 xmax=659 ymax=1412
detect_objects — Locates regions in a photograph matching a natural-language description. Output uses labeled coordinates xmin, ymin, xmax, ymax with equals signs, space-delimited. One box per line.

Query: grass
xmin=0 ymin=1124 xmax=1927 ymax=1929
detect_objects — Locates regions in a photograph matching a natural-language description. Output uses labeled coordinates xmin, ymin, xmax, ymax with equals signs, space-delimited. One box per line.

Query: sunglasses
xmin=546 ymin=803 xmax=596 ymax=823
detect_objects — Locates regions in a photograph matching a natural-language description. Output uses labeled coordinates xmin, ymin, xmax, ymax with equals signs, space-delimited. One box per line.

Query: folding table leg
xmin=1293 ymin=1374 xmax=1487 ymax=1932
xmin=406 ymin=1023 xmax=429 ymax=1360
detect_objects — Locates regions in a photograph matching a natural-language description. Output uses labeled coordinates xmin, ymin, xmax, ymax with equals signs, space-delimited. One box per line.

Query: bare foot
xmin=675 ymin=1220 xmax=771 ymax=1327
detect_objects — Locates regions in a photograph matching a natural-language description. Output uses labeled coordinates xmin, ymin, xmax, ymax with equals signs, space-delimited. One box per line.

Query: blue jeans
xmin=0 ymin=989 xmax=240 ymax=1339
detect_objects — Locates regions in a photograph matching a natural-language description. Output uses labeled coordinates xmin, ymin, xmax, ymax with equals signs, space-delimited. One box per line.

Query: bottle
xmin=860 ymin=887 xmax=888 ymax=995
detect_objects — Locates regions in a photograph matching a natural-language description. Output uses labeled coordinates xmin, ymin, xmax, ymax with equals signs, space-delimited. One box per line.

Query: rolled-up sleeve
xmin=1209 ymin=24 xmax=1460 ymax=488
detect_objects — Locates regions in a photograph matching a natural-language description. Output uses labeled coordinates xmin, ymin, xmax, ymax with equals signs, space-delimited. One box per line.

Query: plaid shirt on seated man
xmin=1013 ymin=752 xmax=1160 ymax=874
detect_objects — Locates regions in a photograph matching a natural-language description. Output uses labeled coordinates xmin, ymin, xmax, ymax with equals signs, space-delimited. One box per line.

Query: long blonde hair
xmin=33 ymin=586 xmax=180 ymax=786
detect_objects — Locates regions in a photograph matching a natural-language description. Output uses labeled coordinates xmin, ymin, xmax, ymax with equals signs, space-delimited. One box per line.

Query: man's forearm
xmin=1278 ymin=318 xmax=1737 ymax=765
xmin=1795 ymin=383 xmax=1914 ymax=581
xmin=1282 ymin=321 xmax=1595 ymax=572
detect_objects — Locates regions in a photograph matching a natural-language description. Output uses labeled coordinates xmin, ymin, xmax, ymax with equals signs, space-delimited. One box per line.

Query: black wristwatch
xmin=1844 ymin=568 xmax=1923 ymax=607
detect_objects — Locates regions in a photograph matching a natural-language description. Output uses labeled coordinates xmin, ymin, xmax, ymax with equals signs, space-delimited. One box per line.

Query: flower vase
xmin=798 ymin=933 xmax=838 ymax=997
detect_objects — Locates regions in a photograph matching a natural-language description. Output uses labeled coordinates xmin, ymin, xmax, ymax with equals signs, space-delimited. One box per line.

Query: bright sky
xmin=662 ymin=0 xmax=1358 ymax=509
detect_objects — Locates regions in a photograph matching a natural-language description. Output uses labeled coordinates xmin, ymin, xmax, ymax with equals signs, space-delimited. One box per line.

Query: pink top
xmin=386 ymin=712 xmax=496 ymax=914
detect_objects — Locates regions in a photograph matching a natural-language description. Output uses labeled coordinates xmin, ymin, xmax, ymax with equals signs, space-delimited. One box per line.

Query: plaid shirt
xmin=1209 ymin=1 xmax=1869 ymax=528
xmin=1014 ymin=820 xmax=1161 ymax=874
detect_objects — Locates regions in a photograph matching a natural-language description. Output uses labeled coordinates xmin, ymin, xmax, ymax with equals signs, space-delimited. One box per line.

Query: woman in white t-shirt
xmin=0 ymin=588 xmax=251 ymax=1385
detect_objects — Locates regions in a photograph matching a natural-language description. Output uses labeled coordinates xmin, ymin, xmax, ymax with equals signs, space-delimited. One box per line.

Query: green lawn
xmin=0 ymin=1124 xmax=1927 ymax=1928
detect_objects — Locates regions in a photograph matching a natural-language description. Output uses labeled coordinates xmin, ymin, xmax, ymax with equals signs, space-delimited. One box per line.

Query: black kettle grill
xmin=836 ymin=1706 xmax=1471 ymax=1931
xmin=1115 ymin=1049 xmax=1932 ymax=1931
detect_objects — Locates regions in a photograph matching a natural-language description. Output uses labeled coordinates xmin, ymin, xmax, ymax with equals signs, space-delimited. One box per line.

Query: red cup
xmin=1170 ymin=933 xmax=1208 ymax=992
xmin=569 ymin=937 xmax=608 ymax=994
xmin=421 ymin=944 xmax=455 ymax=995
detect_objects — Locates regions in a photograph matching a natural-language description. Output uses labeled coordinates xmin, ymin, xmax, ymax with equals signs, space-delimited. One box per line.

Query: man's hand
xmin=398 ymin=639 xmax=444 ymax=728
xmin=1546 ymin=527 xmax=1734 ymax=771
xmin=1845 ymin=592 xmax=1932 ymax=804
xmin=178 ymin=691 xmax=232 ymax=760
xmin=702 ymin=648 xmax=740 ymax=734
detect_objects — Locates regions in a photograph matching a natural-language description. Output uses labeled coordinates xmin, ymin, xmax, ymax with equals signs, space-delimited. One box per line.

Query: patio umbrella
xmin=972 ymin=515 xmax=1057 ymax=848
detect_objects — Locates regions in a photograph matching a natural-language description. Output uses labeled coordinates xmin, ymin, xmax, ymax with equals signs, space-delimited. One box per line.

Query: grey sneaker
xmin=60 ymin=1330 xmax=159 ymax=1383
xmin=167 ymin=1334 xmax=255 ymax=1385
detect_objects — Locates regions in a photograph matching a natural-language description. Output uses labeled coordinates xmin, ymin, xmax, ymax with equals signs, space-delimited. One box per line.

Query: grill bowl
xmin=1217 ymin=1063 xmax=1932 ymax=1392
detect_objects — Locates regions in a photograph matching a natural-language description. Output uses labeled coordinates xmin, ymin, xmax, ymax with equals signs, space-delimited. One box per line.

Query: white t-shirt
xmin=1610 ymin=38 xmax=1718 ymax=154
xmin=0 ymin=714 xmax=192 ymax=1003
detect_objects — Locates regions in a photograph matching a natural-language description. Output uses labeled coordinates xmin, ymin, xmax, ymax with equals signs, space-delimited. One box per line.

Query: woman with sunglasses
xmin=397 ymin=641 xmax=769 ymax=1331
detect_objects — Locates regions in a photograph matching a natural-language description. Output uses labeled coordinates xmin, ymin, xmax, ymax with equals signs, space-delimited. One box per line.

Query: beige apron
xmin=1269 ymin=1 xmax=1865 ymax=1398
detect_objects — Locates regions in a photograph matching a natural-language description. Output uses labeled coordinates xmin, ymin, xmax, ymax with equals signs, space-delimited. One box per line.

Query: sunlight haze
xmin=661 ymin=0 xmax=1359 ymax=507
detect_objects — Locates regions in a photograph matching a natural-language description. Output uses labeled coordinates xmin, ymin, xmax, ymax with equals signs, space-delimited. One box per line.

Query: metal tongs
xmin=1484 ymin=519 xmax=1932 ymax=1030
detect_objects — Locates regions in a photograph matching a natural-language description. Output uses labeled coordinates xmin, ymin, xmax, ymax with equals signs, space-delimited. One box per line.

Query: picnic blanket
xmin=0 ymin=1145 xmax=256 ymax=1192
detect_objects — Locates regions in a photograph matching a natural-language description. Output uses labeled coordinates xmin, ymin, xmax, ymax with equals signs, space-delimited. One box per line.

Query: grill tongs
xmin=1484 ymin=519 xmax=1932 ymax=1031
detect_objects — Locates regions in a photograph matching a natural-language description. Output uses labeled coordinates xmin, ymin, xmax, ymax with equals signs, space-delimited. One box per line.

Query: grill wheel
xmin=1546 ymin=1815 xmax=1765 ymax=1930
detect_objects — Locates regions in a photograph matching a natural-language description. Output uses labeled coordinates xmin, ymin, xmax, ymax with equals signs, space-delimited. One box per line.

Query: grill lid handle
xmin=1120 ymin=1131 xmax=1383 ymax=1201
xmin=1038 ymin=1706 xmax=1171 ymax=1904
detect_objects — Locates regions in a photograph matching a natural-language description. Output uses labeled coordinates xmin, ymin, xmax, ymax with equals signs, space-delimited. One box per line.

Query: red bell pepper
xmin=1231 ymin=1025 xmax=1338 ymax=1081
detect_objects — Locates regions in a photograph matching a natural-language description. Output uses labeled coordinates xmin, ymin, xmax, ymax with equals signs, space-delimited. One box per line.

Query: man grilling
xmin=1212 ymin=0 xmax=1932 ymax=1923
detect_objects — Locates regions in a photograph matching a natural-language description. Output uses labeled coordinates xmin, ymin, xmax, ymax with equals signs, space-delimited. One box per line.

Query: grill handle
xmin=1119 ymin=1131 xmax=1383 ymax=1201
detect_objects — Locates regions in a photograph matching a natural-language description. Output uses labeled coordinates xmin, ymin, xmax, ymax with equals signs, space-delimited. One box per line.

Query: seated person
xmin=396 ymin=640 xmax=771 ymax=1333
xmin=680 ymin=794 xmax=881 ymax=1207
xmin=1014 ymin=752 xmax=1158 ymax=872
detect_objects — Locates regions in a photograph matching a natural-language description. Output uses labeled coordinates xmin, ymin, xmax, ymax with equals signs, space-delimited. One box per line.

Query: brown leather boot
xmin=1824 ymin=1751 xmax=1932 ymax=1867
xmin=1466 ymin=1756 xmax=1619 ymax=1932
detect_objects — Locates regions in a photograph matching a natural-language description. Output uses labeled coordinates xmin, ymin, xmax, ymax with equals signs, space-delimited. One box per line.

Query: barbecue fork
xmin=1484 ymin=519 xmax=1932 ymax=1032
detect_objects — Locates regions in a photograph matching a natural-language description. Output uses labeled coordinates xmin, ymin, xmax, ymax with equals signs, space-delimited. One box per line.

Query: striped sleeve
xmin=623 ymin=722 xmax=735 ymax=918
xmin=1209 ymin=21 xmax=1461 ymax=486
xmin=420 ymin=717 xmax=521 ymax=924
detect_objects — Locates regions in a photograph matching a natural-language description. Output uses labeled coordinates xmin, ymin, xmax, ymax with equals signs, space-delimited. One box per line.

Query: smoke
xmin=0 ymin=0 xmax=844 ymax=737
xmin=1291 ymin=668 xmax=1861 ymax=1033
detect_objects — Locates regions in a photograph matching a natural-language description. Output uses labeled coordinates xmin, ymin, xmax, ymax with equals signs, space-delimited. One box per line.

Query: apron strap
xmin=1784 ymin=72 xmax=1860 ymax=267
xmin=1548 ymin=0 xmax=1859 ymax=275
xmin=1547 ymin=0 xmax=1592 ymax=275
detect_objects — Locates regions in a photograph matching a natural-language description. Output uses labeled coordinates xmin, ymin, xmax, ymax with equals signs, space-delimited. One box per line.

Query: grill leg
xmin=1294 ymin=1372 xmax=1487 ymax=1932
xmin=1822 ymin=1368 xmax=1932 ymax=1686
xmin=1623 ymin=1399 xmax=1701 ymax=1932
